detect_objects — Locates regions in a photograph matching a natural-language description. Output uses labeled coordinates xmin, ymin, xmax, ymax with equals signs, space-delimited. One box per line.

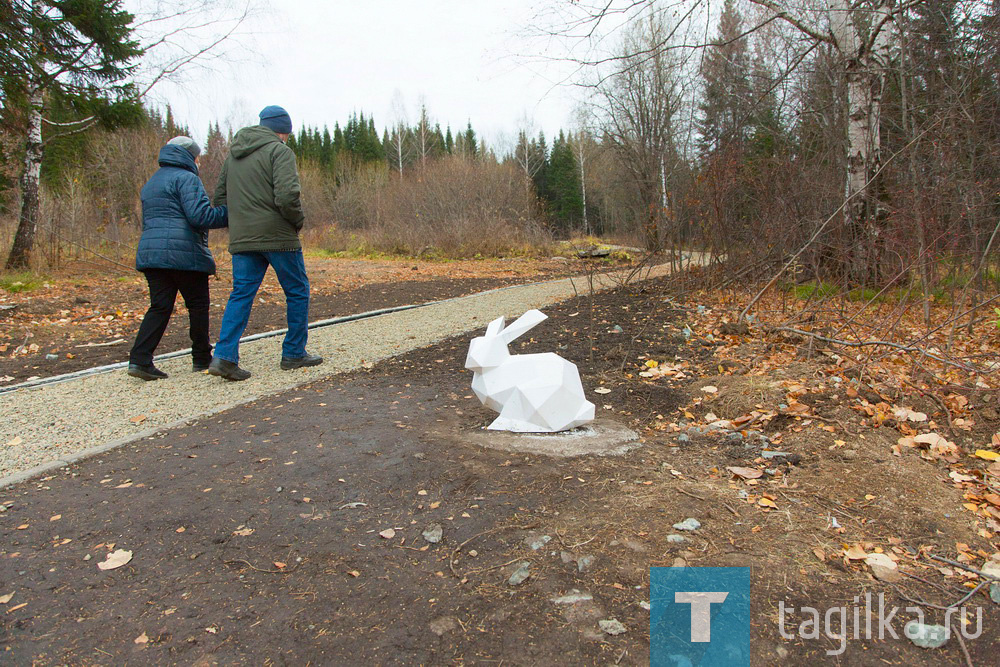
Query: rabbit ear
xmin=500 ymin=309 xmax=547 ymax=344
xmin=485 ymin=316 xmax=505 ymax=337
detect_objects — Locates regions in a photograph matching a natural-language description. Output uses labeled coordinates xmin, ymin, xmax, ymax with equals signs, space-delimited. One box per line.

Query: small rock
xmin=525 ymin=534 xmax=552 ymax=550
xmin=551 ymin=590 xmax=593 ymax=605
xmin=705 ymin=420 xmax=734 ymax=432
xmin=761 ymin=450 xmax=791 ymax=460
xmin=422 ymin=523 xmax=443 ymax=544
xmin=73 ymin=296 xmax=90 ymax=304
xmin=560 ymin=551 xmax=574 ymax=564
xmin=599 ymin=619 xmax=626 ymax=635
xmin=839 ymin=449 xmax=858 ymax=461
xmin=725 ymin=432 xmax=744 ymax=443
xmin=639 ymin=601 xmax=650 ymax=611
xmin=672 ymin=518 xmax=701 ymax=531
xmin=776 ymin=646 xmax=790 ymax=659
xmin=865 ymin=553 xmax=901 ymax=583
xmin=45 ymin=354 xmax=58 ymax=361
xmin=611 ymin=325 xmax=623 ymax=333
xmin=83 ymin=554 xmax=92 ymax=561
xmin=508 ymin=561 xmax=532 ymax=586
xmin=666 ymin=534 xmax=686 ymax=544
xmin=904 ymin=621 xmax=950 ymax=649
xmin=428 ymin=616 xmax=458 ymax=636
xmin=671 ymin=557 xmax=687 ymax=567
xmin=677 ymin=433 xmax=691 ymax=443
xmin=576 ymin=555 xmax=595 ymax=573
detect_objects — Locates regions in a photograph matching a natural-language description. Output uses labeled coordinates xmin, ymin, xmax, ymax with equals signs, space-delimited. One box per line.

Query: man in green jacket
xmin=208 ymin=105 xmax=323 ymax=381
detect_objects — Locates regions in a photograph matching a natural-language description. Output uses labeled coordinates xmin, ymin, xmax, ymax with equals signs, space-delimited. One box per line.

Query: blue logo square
xmin=650 ymin=567 xmax=752 ymax=666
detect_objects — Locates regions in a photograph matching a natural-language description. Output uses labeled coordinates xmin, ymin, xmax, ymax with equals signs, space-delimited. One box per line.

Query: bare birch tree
xmin=590 ymin=10 xmax=685 ymax=250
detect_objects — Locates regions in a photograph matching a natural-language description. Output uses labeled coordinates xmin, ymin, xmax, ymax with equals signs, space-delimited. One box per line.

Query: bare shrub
xmin=305 ymin=157 xmax=550 ymax=258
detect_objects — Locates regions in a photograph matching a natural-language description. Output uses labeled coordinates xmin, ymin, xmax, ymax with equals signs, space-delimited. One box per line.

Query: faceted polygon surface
xmin=465 ymin=309 xmax=595 ymax=433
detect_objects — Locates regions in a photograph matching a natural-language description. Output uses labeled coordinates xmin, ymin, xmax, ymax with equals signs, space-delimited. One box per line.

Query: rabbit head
xmin=465 ymin=309 xmax=548 ymax=372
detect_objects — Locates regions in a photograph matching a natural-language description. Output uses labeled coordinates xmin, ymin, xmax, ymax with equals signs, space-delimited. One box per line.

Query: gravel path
xmin=0 ymin=260 xmax=695 ymax=483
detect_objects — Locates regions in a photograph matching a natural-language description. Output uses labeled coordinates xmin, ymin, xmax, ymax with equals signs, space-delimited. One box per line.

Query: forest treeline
xmin=2 ymin=0 xmax=999 ymax=294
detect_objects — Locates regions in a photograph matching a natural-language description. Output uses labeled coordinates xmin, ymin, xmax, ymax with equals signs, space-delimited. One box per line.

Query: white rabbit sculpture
xmin=465 ymin=309 xmax=595 ymax=432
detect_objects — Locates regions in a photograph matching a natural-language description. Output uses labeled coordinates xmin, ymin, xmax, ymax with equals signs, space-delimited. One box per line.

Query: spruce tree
xmin=4 ymin=0 xmax=144 ymax=269
xmin=464 ymin=122 xmax=477 ymax=158
xmin=698 ymin=0 xmax=752 ymax=155
xmin=544 ymin=131 xmax=584 ymax=233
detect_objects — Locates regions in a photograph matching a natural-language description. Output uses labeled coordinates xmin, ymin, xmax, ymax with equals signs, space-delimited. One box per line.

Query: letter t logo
xmin=675 ymin=591 xmax=729 ymax=642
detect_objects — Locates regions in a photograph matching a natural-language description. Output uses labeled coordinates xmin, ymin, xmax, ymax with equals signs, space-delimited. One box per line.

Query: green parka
xmin=213 ymin=125 xmax=305 ymax=253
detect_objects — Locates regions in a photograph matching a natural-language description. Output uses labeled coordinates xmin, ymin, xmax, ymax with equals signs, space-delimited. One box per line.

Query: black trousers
xmin=129 ymin=269 xmax=212 ymax=366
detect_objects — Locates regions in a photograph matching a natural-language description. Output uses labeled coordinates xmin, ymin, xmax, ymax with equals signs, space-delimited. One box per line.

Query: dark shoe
xmin=192 ymin=361 xmax=211 ymax=372
xmin=208 ymin=358 xmax=251 ymax=381
xmin=280 ymin=353 xmax=323 ymax=370
xmin=128 ymin=363 xmax=168 ymax=381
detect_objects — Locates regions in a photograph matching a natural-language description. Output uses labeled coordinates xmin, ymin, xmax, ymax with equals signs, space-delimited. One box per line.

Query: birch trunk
xmin=575 ymin=134 xmax=588 ymax=235
xmin=6 ymin=86 xmax=43 ymax=270
xmin=829 ymin=0 xmax=892 ymax=284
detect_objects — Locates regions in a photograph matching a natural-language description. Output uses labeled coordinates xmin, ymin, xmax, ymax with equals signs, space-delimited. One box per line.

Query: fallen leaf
xmin=594 ymin=387 xmax=611 ymax=395
xmin=49 ymin=514 xmax=61 ymax=522
xmin=175 ymin=527 xmax=186 ymax=533
xmin=0 ymin=593 xmax=12 ymax=604
xmin=232 ymin=528 xmax=254 ymax=537
xmin=813 ymin=548 xmax=825 ymax=562
xmin=974 ymin=450 xmax=1000 ymax=461
xmin=273 ymin=561 xmax=287 ymax=570
xmin=843 ymin=544 xmax=868 ymax=561
xmin=134 ymin=632 xmax=149 ymax=645
xmin=130 ymin=415 xmax=147 ymax=424
xmin=758 ymin=498 xmax=777 ymax=509
xmin=205 ymin=626 xmax=218 ymax=634
xmin=379 ymin=529 xmax=396 ymax=539
xmin=726 ymin=466 xmax=763 ymax=480
xmin=701 ymin=385 xmax=718 ymax=394
xmin=97 ymin=549 xmax=132 ymax=571
xmin=16 ymin=524 xmax=28 ymax=530
xmin=348 ymin=570 xmax=360 ymax=577
xmin=6 ymin=437 xmax=23 ymax=447
xmin=893 ymin=407 xmax=927 ymax=422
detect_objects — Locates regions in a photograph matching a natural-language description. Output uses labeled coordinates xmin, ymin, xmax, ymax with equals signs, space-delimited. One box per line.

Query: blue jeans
xmin=214 ymin=250 xmax=310 ymax=364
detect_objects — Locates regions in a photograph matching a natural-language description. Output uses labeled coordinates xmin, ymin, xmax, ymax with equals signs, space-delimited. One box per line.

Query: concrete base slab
xmin=464 ymin=419 xmax=640 ymax=458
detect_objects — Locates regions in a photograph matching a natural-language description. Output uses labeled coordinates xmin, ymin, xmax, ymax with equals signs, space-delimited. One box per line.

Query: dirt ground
xmin=0 ymin=255 xmax=579 ymax=383
xmin=0 ymin=275 xmax=997 ymax=664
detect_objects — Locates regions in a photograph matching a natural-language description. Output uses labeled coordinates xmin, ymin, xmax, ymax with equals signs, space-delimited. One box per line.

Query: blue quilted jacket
xmin=135 ymin=144 xmax=228 ymax=274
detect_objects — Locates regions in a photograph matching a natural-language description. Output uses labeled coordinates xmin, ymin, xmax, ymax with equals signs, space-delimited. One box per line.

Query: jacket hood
xmin=230 ymin=125 xmax=283 ymax=159
xmin=158 ymin=144 xmax=198 ymax=174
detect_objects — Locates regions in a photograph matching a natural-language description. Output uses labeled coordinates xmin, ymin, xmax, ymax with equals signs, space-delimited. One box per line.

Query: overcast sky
xmin=140 ymin=0 xmax=593 ymax=148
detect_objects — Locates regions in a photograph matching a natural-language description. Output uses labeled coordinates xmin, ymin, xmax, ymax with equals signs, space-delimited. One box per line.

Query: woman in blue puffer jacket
xmin=128 ymin=136 xmax=228 ymax=380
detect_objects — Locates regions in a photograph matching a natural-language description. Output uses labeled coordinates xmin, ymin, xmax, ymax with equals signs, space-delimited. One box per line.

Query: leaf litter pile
xmin=0 ymin=272 xmax=997 ymax=664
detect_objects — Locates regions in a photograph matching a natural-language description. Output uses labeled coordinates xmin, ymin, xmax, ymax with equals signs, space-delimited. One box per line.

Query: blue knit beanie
xmin=259 ymin=105 xmax=292 ymax=134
